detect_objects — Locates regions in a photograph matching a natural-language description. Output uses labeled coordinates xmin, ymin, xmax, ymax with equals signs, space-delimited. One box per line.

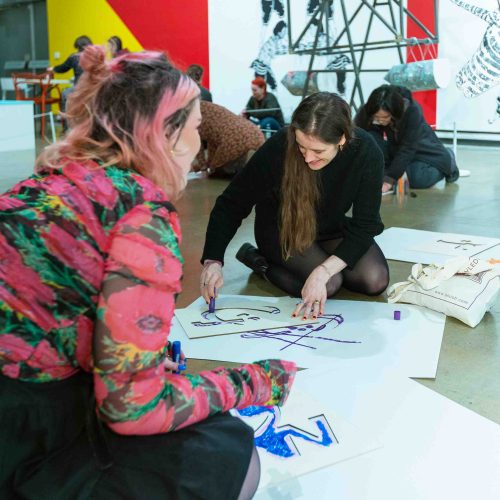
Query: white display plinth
xmin=0 ymin=100 xmax=35 ymax=152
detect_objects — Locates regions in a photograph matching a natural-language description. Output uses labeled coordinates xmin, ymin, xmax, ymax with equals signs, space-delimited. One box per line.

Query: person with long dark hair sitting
xmin=355 ymin=84 xmax=461 ymax=192
xmin=201 ymin=92 xmax=389 ymax=320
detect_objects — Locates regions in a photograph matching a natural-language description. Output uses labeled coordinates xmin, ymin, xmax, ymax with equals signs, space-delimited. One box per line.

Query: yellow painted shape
xmin=488 ymin=258 xmax=500 ymax=265
xmin=47 ymin=0 xmax=143 ymax=73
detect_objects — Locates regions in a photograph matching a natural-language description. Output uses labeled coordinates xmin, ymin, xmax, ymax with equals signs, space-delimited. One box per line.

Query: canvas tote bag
xmin=387 ymin=256 xmax=500 ymax=327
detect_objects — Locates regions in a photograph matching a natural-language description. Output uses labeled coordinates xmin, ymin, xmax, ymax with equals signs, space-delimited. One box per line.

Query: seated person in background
xmin=108 ymin=35 xmax=129 ymax=58
xmin=48 ymin=35 xmax=92 ymax=122
xmin=0 ymin=45 xmax=296 ymax=500
xmin=201 ymin=92 xmax=389 ymax=320
xmin=355 ymin=84 xmax=460 ymax=192
xmin=194 ymin=101 xmax=265 ymax=176
xmin=242 ymin=76 xmax=285 ymax=134
xmin=186 ymin=64 xmax=212 ymax=102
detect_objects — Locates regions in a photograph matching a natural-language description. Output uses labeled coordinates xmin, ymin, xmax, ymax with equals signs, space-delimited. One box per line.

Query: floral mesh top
xmin=0 ymin=161 xmax=296 ymax=435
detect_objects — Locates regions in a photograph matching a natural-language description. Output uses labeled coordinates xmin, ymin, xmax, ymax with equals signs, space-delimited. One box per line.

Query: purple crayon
xmin=209 ymin=288 xmax=216 ymax=313
xmin=394 ymin=310 xmax=401 ymax=321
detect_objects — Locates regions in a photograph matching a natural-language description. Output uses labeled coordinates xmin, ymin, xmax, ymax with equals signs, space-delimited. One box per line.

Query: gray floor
xmin=176 ymin=144 xmax=500 ymax=425
xmin=2 ymin=140 xmax=499 ymax=425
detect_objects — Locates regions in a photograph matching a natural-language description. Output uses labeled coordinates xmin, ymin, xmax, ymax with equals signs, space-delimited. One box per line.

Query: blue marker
xmin=209 ymin=288 xmax=216 ymax=313
xmin=172 ymin=340 xmax=183 ymax=374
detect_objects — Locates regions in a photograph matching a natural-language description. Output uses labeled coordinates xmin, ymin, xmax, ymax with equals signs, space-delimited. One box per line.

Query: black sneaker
xmin=236 ymin=243 xmax=269 ymax=276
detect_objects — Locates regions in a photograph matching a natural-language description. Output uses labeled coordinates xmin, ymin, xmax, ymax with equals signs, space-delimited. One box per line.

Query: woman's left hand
xmin=292 ymin=266 xmax=330 ymax=320
xmin=164 ymin=345 xmax=186 ymax=372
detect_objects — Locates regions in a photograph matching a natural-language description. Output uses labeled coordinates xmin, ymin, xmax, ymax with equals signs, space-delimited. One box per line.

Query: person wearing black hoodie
xmin=355 ymin=84 xmax=460 ymax=192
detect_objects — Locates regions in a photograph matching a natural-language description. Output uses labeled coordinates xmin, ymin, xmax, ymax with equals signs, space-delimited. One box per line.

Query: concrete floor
xmin=175 ymin=144 xmax=500 ymax=425
xmin=2 ymin=139 xmax=499 ymax=425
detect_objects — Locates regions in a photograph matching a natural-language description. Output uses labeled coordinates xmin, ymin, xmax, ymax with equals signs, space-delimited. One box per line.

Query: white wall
xmin=209 ymin=0 xmax=403 ymax=122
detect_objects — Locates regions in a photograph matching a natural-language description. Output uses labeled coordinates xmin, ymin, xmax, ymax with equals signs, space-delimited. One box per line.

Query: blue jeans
xmin=259 ymin=117 xmax=282 ymax=138
xmin=406 ymin=148 xmax=458 ymax=189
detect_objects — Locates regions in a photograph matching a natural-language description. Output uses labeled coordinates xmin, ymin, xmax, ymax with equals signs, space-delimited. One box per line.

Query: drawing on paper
xmin=436 ymin=239 xmax=486 ymax=250
xmin=408 ymin=233 xmax=500 ymax=258
xmin=240 ymin=313 xmax=361 ymax=351
xmin=191 ymin=305 xmax=282 ymax=327
xmin=175 ymin=296 xmax=318 ymax=339
xmin=237 ymin=405 xmax=338 ymax=458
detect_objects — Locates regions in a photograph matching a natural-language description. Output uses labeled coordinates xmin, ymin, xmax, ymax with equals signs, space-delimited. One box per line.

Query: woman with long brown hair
xmin=201 ymin=92 xmax=389 ymax=319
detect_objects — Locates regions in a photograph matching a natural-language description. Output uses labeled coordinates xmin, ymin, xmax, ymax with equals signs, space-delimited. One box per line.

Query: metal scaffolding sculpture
xmin=285 ymin=0 xmax=439 ymax=110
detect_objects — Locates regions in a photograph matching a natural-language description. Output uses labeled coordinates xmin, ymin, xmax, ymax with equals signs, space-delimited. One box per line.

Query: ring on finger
xmin=313 ymin=300 xmax=320 ymax=305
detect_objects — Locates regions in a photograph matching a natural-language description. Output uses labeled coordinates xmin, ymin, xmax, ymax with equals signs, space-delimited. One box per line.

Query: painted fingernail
xmin=292 ymin=313 xmax=297 ymax=317
xmin=312 ymin=315 xmax=317 ymax=319
xmin=302 ymin=316 xmax=307 ymax=320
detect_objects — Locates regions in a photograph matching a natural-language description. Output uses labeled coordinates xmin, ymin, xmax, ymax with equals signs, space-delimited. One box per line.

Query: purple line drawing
xmin=191 ymin=306 xmax=281 ymax=327
xmin=237 ymin=405 xmax=338 ymax=458
xmin=240 ymin=313 xmax=361 ymax=351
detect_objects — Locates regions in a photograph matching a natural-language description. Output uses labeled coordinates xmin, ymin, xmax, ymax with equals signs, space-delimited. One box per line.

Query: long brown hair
xmin=280 ymin=92 xmax=353 ymax=259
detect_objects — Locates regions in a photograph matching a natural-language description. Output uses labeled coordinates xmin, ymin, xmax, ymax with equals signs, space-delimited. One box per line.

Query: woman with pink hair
xmin=0 ymin=45 xmax=295 ymax=499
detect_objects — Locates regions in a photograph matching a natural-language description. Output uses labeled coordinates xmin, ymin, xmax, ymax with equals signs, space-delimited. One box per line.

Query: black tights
xmin=237 ymin=446 xmax=260 ymax=500
xmin=263 ymin=238 xmax=389 ymax=298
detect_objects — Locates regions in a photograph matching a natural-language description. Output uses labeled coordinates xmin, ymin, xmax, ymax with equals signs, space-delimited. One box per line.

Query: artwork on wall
xmin=232 ymin=386 xmax=381 ymax=491
xmin=171 ymin=295 xmax=446 ymax=378
xmin=375 ymin=227 xmax=500 ymax=264
xmin=174 ymin=296 xmax=317 ymax=339
xmin=449 ymin=0 xmax=500 ymax=98
xmin=438 ymin=0 xmax=500 ymax=136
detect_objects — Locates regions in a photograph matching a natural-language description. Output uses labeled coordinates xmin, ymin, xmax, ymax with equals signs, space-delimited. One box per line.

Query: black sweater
xmin=355 ymin=99 xmax=452 ymax=182
xmin=53 ymin=53 xmax=83 ymax=84
xmin=202 ymin=127 xmax=384 ymax=269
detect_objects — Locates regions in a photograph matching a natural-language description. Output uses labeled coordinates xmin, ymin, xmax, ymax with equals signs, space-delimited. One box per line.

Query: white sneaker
xmin=459 ymin=169 xmax=471 ymax=177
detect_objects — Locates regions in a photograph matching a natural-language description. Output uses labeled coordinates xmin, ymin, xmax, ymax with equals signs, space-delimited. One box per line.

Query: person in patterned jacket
xmin=0 ymin=45 xmax=296 ymax=500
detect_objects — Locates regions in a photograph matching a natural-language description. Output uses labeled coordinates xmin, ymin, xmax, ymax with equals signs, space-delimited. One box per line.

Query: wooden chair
xmin=12 ymin=71 xmax=62 ymax=139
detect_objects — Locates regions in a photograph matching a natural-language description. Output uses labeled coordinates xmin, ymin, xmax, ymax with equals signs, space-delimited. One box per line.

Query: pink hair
xmin=37 ymin=46 xmax=200 ymax=200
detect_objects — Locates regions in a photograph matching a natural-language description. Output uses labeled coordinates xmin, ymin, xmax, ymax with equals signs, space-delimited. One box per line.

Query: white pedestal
xmin=0 ymin=101 xmax=36 ymax=193
xmin=0 ymin=100 xmax=35 ymax=152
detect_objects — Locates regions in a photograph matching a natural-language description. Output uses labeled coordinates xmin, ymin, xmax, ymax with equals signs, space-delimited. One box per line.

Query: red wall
xmin=406 ymin=0 xmax=437 ymax=125
xmin=107 ymin=0 xmax=210 ymax=88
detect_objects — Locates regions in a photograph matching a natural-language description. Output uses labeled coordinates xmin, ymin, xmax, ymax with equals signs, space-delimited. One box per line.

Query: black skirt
xmin=0 ymin=372 xmax=254 ymax=500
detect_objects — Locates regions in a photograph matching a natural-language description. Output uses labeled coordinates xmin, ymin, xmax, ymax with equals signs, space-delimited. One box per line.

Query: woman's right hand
xmin=254 ymin=359 xmax=297 ymax=407
xmin=382 ymin=181 xmax=393 ymax=193
xmin=200 ymin=260 xmax=224 ymax=302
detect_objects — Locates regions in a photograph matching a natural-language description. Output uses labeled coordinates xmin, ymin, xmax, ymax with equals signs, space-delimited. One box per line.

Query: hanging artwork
xmin=171 ymin=296 xmax=446 ymax=379
xmin=449 ymin=0 xmax=500 ymax=98
xmin=174 ymin=295 xmax=317 ymax=339
xmin=232 ymin=386 xmax=381 ymax=491
xmin=384 ymin=58 xmax=451 ymax=91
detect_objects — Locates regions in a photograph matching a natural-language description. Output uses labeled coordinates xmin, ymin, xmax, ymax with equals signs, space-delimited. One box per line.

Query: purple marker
xmin=394 ymin=310 xmax=401 ymax=321
xmin=209 ymin=288 xmax=216 ymax=313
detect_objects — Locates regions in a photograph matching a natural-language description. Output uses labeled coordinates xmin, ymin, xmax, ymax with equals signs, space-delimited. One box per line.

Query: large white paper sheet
xmin=174 ymin=295 xmax=316 ymax=339
xmin=171 ymin=295 xmax=446 ymax=378
xmin=255 ymin=368 xmax=500 ymax=499
xmin=376 ymin=227 xmax=500 ymax=265
xmin=233 ymin=383 xmax=381 ymax=491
